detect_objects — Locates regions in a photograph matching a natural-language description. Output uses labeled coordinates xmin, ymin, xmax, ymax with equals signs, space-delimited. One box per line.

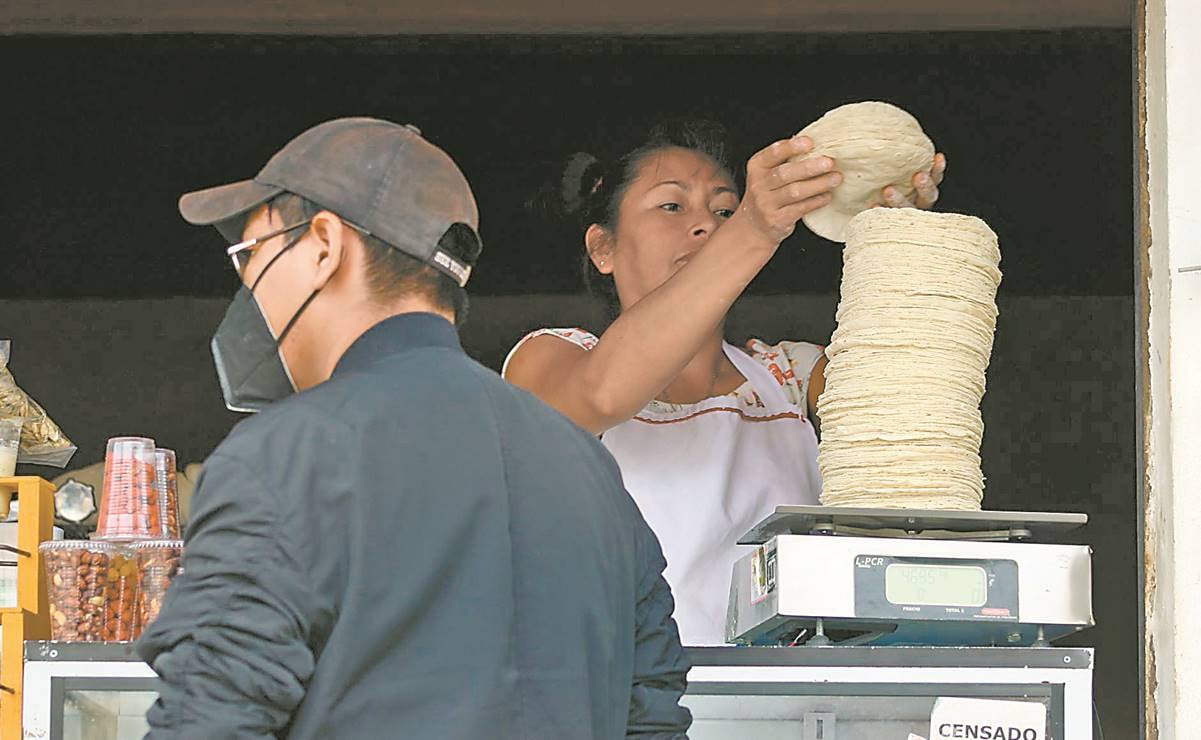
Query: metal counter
xmin=21 ymin=642 xmax=1093 ymax=739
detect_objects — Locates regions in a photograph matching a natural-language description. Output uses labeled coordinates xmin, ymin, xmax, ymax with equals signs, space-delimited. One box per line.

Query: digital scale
xmin=726 ymin=505 xmax=1094 ymax=647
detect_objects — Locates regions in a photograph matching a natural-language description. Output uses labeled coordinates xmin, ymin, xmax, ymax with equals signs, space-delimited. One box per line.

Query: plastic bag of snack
xmin=0 ymin=340 xmax=77 ymax=467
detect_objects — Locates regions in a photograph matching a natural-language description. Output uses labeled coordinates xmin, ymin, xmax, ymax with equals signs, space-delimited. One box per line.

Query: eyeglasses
xmin=226 ymin=220 xmax=312 ymax=277
xmin=225 ymin=218 xmax=375 ymax=277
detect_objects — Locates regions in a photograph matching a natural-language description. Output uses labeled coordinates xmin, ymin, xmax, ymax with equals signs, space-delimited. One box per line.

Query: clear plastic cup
xmin=153 ymin=449 xmax=181 ymax=539
xmin=103 ymin=547 xmax=139 ymax=641
xmin=95 ymin=437 xmax=161 ymax=541
xmin=131 ymin=539 xmax=183 ymax=637
xmin=0 ymin=417 xmax=21 ymax=477
xmin=40 ymin=541 xmax=137 ymax=642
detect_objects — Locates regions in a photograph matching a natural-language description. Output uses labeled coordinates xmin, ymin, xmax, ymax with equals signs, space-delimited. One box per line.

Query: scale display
xmin=885 ymin=563 xmax=988 ymax=608
xmin=855 ymin=555 xmax=1018 ymax=622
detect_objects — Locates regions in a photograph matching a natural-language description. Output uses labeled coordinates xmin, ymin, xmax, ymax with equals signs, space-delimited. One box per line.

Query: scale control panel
xmin=853 ymin=555 xmax=1019 ymax=622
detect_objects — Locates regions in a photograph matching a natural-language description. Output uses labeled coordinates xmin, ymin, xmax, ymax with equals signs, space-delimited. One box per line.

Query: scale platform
xmin=726 ymin=506 xmax=1094 ymax=648
xmin=737 ymin=504 xmax=1088 ymax=545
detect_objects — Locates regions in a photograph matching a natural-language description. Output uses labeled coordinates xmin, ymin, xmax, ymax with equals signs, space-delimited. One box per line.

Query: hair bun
xmin=561 ymin=152 xmax=602 ymax=215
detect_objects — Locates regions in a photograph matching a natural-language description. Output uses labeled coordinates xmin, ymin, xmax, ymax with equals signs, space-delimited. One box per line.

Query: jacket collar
xmin=333 ymin=312 xmax=461 ymax=377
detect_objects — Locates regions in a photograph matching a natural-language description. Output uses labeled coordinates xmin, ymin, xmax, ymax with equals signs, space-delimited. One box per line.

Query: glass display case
xmin=685 ymin=646 xmax=1094 ymax=739
xmin=21 ymin=642 xmax=1093 ymax=740
xmin=22 ymin=643 xmax=157 ymax=740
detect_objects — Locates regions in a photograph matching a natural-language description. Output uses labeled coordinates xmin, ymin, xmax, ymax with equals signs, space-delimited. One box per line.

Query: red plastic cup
xmin=95 ymin=437 xmax=161 ymax=541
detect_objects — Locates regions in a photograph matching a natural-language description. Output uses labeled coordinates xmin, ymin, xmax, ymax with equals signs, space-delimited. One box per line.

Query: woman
xmin=504 ymin=121 xmax=945 ymax=645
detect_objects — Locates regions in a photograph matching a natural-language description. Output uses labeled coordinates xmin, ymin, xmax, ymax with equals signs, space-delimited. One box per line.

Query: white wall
xmin=1144 ymin=0 xmax=1201 ymax=735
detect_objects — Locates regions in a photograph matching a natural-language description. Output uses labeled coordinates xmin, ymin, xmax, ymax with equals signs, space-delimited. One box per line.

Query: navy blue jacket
xmin=137 ymin=313 xmax=691 ymax=739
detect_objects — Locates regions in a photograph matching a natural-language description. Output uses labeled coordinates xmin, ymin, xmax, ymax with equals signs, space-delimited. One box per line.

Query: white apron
xmin=601 ymin=342 xmax=822 ymax=645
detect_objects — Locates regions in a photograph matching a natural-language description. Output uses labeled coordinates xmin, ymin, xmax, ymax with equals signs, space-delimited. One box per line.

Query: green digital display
xmin=884 ymin=563 xmax=988 ymax=607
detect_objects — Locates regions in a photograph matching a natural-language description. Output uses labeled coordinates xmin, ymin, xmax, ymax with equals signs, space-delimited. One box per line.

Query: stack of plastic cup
xmin=95 ymin=437 xmax=160 ymax=541
xmin=153 ymin=448 xmax=181 ymax=539
xmin=75 ymin=436 xmax=188 ymax=643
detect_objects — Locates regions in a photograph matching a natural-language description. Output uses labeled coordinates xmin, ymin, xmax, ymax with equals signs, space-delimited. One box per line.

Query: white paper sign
xmin=929 ymin=697 xmax=1047 ymax=740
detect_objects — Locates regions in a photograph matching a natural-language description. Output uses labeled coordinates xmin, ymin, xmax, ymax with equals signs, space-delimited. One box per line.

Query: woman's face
xmin=589 ymin=147 xmax=739 ymax=309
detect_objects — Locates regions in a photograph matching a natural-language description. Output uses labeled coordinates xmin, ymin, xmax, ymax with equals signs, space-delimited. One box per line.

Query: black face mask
xmin=210 ymin=233 xmax=319 ymax=413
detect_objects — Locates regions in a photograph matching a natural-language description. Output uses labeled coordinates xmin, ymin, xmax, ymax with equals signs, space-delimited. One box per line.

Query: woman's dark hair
xmin=269 ymin=192 xmax=472 ymax=325
xmin=538 ymin=119 xmax=737 ymax=319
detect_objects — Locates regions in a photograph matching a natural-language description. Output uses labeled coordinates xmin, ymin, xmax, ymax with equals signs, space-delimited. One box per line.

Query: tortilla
xmin=796 ymin=101 xmax=936 ymax=243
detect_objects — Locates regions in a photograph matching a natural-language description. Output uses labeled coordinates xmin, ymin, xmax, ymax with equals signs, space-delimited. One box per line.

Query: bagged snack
xmin=0 ymin=340 xmax=77 ymax=467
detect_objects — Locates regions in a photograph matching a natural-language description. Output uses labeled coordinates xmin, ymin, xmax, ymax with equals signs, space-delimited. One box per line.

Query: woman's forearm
xmin=577 ymin=215 xmax=778 ymax=423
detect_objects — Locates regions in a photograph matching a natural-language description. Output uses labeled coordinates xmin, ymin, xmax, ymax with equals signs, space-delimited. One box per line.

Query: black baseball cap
xmin=178 ymin=117 xmax=481 ymax=286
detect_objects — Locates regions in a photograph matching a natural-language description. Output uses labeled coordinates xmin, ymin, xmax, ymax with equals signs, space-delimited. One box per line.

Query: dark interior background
xmin=1 ymin=30 xmax=1136 ymax=737
xmin=1 ymin=31 xmax=1131 ymax=298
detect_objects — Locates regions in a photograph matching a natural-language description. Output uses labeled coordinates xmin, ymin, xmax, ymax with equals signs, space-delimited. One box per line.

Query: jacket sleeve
xmin=627 ymin=523 xmax=693 ymax=738
xmin=135 ymin=453 xmax=318 ymax=740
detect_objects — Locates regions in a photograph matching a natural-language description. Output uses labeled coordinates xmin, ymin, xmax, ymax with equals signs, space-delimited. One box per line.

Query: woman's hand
xmin=736 ymin=136 xmax=844 ymax=244
xmin=881 ymin=152 xmax=947 ymax=210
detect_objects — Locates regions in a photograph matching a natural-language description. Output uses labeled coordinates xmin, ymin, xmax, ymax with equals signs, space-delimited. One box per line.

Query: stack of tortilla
xmin=816 ymin=207 xmax=1002 ymax=510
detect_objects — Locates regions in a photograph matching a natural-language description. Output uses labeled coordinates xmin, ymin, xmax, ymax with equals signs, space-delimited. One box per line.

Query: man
xmin=137 ymin=117 xmax=692 ymax=739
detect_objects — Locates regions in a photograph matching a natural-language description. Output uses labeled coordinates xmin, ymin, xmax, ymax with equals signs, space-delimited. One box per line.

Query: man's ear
xmin=308 ymin=210 xmax=346 ymax=290
xmin=585 ymin=224 xmax=615 ymax=275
